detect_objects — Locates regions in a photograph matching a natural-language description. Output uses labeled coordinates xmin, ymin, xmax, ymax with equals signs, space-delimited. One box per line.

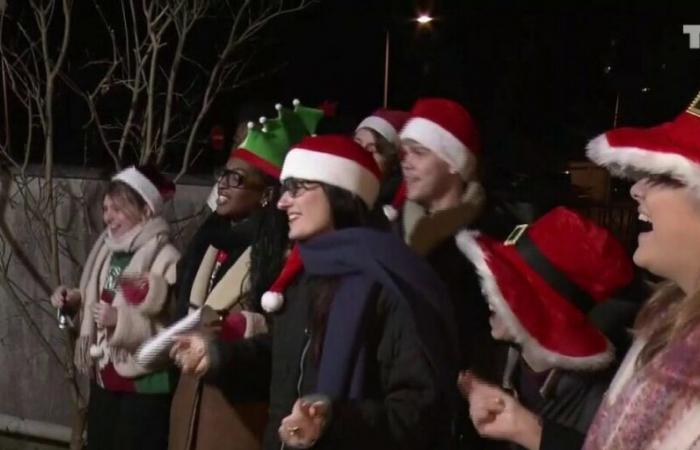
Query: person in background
xmin=169 ymin=100 xmax=322 ymax=450
xmin=457 ymin=206 xmax=640 ymax=450
xmin=354 ymin=108 xmax=409 ymax=210
xmin=172 ymin=135 xmax=459 ymax=450
xmin=51 ymin=165 xmax=179 ymax=450
xmin=581 ymin=92 xmax=700 ymax=450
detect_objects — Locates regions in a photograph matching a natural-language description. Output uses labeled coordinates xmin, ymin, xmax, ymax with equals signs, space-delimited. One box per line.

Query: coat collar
xmin=403 ymin=181 xmax=485 ymax=255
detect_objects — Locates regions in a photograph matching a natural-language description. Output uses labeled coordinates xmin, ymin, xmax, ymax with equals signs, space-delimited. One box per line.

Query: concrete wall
xmin=0 ymin=172 xmax=212 ymax=446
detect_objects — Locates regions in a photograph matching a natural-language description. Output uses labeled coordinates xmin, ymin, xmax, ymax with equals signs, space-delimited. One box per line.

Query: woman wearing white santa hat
xmin=354 ymin=108 xmax=409 ymax=219
xmin=50 ymin=165 xmax=180 ymax=450
xmin=173 ymin=134 xmax=459 ymax=450
xmin=581 ymin=91 xmax=700 ymax=450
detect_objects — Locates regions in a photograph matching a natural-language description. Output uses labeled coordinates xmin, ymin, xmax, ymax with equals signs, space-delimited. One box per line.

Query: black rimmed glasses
xmin=214 ymin=168 xmax=265 ymax=190
xmin=280 ymin=178 xmax=322 ymax=198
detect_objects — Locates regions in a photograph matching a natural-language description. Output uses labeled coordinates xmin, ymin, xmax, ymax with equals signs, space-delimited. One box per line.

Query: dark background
xmin=244 ymin=0 xmax=700 ymax=176
xmin=5 ymin=1 xmax=700 ymax=180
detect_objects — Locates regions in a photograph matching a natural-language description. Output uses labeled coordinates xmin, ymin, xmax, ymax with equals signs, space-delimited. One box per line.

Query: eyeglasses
xmin=280 ymin=178 xmax=321 ymax=198
xmin=214 ymin=168 xmax=264 ymax=190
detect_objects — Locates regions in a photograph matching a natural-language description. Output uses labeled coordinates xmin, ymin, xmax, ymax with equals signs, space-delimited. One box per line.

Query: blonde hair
xmin=105 ymin=180 xmax=151 ymax=224
xmin=634 ymin=280 xmax=700 ymax=367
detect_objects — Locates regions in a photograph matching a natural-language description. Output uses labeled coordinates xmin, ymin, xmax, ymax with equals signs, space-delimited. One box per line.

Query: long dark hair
xmin=310 ymin=182 xmax=376 ymax=360
xmin=246 ymin=174 xmax=289 ymax=313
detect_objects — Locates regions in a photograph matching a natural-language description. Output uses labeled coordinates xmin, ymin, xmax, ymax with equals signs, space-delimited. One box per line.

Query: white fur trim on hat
xmin=113 ymin=167 xmax=163 ymax=214
xmin=454 ymin=229 xmax=614 ymax=372
xmin=280 ymin=148 xmax=380 ymax=207
xmin=261 ymin=291 xmax=284 ymax=313
xmin=400 ymin=117 xmax=475 ymax=180
xmin=357 ymin=116 xmax=400 ymax=146
xmin=587 ymin=134 xmax=700 ymax=194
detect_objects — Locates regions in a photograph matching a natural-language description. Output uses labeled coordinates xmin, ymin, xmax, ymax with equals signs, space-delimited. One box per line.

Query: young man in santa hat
xmin=395 ymin=97 xmax=508 ymax=447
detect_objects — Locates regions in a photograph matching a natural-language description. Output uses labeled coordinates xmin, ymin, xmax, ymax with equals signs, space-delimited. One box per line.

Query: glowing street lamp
xmin=416 ymin=14 xmax=434 ymax=25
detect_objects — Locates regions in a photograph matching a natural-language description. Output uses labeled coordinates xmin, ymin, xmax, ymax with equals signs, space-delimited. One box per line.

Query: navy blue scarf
xmin=298 ymin=228 xmax=459 ymax=401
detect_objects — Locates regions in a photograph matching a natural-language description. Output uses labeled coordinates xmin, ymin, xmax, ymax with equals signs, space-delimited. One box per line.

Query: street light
xmin=416 ymin=14 xmax=434 ymax=25
xmin=383 ymin=12 xmax=435 ymax=107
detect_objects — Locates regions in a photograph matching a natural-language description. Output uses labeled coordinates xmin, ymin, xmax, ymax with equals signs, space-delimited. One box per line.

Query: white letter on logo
xmin=684 ymin=25 xmax=700 ymax=49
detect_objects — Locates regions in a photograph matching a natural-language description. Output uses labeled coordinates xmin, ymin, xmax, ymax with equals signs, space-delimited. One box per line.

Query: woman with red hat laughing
xmin=581 ymin=92 xmax=700 ymax=450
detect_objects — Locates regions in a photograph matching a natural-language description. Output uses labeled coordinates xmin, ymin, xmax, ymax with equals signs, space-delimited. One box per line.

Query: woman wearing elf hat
xmin=50 ymin=165 xmax=179 ymax=450
xmin=454 ymin=207 xmax=638 ymax=450
xmin=173 ymin=134 xmax=459 ymax=449
xmin=579 ymin=93 xmax=700 ymax=450
xmin=168 ymin=101 xmax=322 ymax=450
xmin=354 ymin=108 xmax=409 ymax=212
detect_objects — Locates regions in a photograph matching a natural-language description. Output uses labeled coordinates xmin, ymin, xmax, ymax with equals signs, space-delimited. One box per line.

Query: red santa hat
xmin=112 ymin=165 xmax=175 ymax=215
xmin=587 ymin=91 xmax=700 ymax=191
xmin=261 ymin=245 xmax=303 ymax=313
xmin=455 ymin=207 xmax=634 ymax=371
xmin=356 ymin=108 xmax=410 ymax=147
xmin=280 ymin=135 xmax=382 ymax=208
xmin=400 ymin=97 xmax=480 ymax=180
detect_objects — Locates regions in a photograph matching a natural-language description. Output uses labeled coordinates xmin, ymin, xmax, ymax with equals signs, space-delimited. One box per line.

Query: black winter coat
xmin=210 ymin=273 xmax=452 ymax=450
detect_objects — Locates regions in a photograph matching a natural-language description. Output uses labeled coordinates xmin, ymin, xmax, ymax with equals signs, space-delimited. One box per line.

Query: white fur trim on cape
xmin=113 ymin=167 xmax=163 ymax=214
xmin=280 ymin=148 xmax=380 ymax=207
xmin=357 ymin=116 xmax=400 ymax=146
xmin=587 ymin=134 xmax=700 ymax=193
xmin=454 ymin=229 xmax=614 ymax=372
xmin=400 ymin=117 xmax=476 ymax=180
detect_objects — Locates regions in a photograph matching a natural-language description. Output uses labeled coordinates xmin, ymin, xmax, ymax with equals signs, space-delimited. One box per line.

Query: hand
xmin=92 ymin=301 xmax=118 ymax=328
xmin=458 ymin=371 xmax=542 ymax=450
xmin=279 ymin=396 xmax=330 ymax=449
xmin=50 ymin=286 xmax=80 ymax=309
xmin=171 ymin=333 xmax=210 ymax=377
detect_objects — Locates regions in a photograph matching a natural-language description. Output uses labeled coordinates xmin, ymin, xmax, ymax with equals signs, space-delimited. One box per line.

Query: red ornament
xmin=210 ymin=125 xmax=225 ymax=151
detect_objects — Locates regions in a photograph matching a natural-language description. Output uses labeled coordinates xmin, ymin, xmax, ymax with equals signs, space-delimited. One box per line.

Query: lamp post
xmin=383 ymin=12 xmax=434 ymax=107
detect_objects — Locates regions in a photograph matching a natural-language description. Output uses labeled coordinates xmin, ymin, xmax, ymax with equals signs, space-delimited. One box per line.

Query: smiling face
xmin=400 ymin=138 xmax=461 ymax=208
xmin=277 ymin=178 xmax=334 ymax=241
xmin=631 ymin=175 xmax=700 ymax=289
xmin=215 ymin=157 xmax=267 ymax=220
xmin=102 ymin=185 xmax=149 ymax=239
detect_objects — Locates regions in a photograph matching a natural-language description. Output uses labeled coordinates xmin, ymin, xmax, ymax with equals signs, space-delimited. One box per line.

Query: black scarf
xmin=298 ymin=227 xmax=459 ymax=401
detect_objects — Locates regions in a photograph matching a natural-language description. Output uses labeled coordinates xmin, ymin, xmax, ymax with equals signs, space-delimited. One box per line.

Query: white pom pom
xmin=383 ymin=204 xmax=398 ymax=222
xmin=261 ymin=291 xmax=284 ymax=313
xmin=247 ymin=121 xmax=255 ymax=129
xmin=89 ymin=345 xmax=104 ymax=359
xmin=293 ymin=98 xmax=300 ymax=107
xmin=259 ymin=116 xmax=267 ymax=124
xmin=275 ymin=103 xmax=283 ymax=111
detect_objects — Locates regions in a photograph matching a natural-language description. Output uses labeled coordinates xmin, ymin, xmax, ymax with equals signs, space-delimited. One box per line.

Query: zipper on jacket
xmin=281 ymin=327 xmax=312 ymax=450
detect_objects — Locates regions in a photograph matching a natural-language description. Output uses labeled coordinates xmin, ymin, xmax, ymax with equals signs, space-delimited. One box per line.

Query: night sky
xmin=236 ymin=1 xmax=700 ymax=177
xmin=5 ymin=1 xmax=700 ymax=181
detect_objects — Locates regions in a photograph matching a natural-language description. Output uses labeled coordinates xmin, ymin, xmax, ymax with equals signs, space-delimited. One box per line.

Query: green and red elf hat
xmin=230 ymin=99 xmax=324 ymax=178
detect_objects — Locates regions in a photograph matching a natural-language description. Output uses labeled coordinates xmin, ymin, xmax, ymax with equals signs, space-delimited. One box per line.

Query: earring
xmin=260 ymin=197 xmax=270 ymax=207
